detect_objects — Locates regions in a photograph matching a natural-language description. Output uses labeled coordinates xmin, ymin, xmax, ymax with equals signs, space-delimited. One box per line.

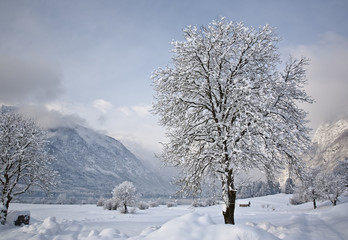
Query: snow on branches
xmin=0 ymin=107 xmax=57 ymax=224
xmin=152 ymin=18 xmax=312 ymax=224
xmin=112 ymin=181 xmax=138 ymax=214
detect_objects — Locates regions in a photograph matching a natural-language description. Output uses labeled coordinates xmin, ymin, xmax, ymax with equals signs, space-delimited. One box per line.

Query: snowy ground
xmin=1 ymin=193 xmax=347 ymax=240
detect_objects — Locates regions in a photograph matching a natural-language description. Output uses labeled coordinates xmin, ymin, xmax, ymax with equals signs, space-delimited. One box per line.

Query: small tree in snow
xmin=316 ymin=170 xmax=346 ymax=206
xmin=291 ymin=167 xmax=322 ymax=208
xmin=112 ymin=181 xmax=137 ymax=214
xmin=56 ymin=193 xmax=68 ymax=205
xmin=0 ymin=108 xmax=57 ymax=224
xmin=152 ymin=18 xmax=312 ymax=224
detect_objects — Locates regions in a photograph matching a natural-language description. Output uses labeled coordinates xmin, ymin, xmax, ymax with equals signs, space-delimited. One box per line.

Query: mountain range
xmin=9 ymin=105 xmax=347 ymax=203
xmin=18 ymin=124 xmax=174 ymax=203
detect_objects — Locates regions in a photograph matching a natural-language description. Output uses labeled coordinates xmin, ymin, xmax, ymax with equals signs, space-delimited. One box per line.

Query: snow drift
xmin=1 ymin=194 xmax=348 ymax=240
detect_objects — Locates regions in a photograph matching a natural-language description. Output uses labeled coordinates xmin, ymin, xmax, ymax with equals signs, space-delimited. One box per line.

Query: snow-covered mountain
xmin=309 ymin=117 xmax=348 ymax=170
xmin=18 ymin=124 xmax=174 ymax=203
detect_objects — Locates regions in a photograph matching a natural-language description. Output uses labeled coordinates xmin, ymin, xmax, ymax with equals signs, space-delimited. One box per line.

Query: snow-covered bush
xmin=191 ymin=199 xmax=202 ymax=208
xmin=96 ymin=198 xmax=106 ymax=207
xmin=155 ymin=198 xmax=166 ymax=205
xmin=166 ymin=201 xmax=177 ymax=208
xmin=137 ymin=201 xmax=149 ymax=210
xmin=290 ymin=194 xmax=306 ymax=205
xmin=205 ymin=198 xmax=218 ymax=206
xmin=191 ymin=198 xmax=218 ymax=207
xmin=191 ymin=199 xmax=206 ymax=207
xmin=119 ymin=206 xmax=137 ymax=214
xmin=149 ymin=201 xmax=160 ymax=207
xmin=103 ymin=198 xmax=118 ymax=210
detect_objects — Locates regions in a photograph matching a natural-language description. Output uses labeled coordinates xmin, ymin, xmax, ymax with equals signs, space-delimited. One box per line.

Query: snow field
xmin=1 ymin=193 xmax=348 ymax=240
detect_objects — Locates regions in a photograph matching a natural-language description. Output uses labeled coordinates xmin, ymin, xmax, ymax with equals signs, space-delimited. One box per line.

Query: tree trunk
xmin=0 ymin=198 xmax=10 ymax=225
xmin=313 ymin=199 xmax=316 ymax=209
xmin=222 ymin=189 xmax=236 ymax=224
xmin=222 ymin=169 xmax=236 ymax=224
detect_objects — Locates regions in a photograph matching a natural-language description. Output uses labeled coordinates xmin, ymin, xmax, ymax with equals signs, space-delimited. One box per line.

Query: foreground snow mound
xmin=130 ymin=213 xmax=280 ymax=240
xmin=19 ymin=217 xmax=128 ymax=240
xmin=2 ymin=194 xmax=347 ymax=240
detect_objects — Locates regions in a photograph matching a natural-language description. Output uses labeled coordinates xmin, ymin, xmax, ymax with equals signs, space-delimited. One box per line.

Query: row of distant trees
xmin=237 ymin=180 xmax=281 ymax=199
xmin=99 ymin=181 xmax=221 ymax=213
xmin=99 ymin=181 xmax=171 ymax=213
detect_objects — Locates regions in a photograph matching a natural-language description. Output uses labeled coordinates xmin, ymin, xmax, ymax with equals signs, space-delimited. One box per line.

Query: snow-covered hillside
xmin=18 ymin=124 xmax=174 ymax=203
xmin=1 ymin=193 xmax=347 ymax=239
xmin=310 ymin=117 xmax=348 ymax=170
xmin=312 ymin=118 xmax=348 ymax=149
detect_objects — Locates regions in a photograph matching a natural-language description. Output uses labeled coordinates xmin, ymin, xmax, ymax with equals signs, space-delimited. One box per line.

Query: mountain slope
xmin=309 ymin=117 xmax=348 ymax=170
xmin=18 ymin=124 xmax=173 ymax=203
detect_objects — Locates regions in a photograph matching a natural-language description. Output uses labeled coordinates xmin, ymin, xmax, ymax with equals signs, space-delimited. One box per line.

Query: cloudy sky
xmin=0 ymin=0 xmax=347 ymax=154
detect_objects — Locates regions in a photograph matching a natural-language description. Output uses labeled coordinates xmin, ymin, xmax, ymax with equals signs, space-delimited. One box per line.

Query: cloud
xmin=132 ymin=105 xmax=151 ymax=117
xmin=286 ymin=33 xmax=348 ymax=129
xmin=0 ymin=56 xmax=63 ymax=105
xmin=118 ymin=106 xmax=132 ymax=116
xmin=117 ymin=104 xmax=151 ymax=117
xmin=17 ymin=104 xmax=87 ymax=129
xmin=92 ymin=99 xmax=112 ymax=113
xmin=11 ymin=100 xmax=163 ymax=154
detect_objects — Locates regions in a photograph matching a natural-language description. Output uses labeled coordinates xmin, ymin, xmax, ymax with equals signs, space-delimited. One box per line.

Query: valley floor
xmin=1 ymin=193 xmax=347 ymax=240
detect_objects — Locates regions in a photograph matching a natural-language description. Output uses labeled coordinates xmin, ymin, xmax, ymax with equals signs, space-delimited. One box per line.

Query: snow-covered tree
xmin=333 ymin=159 xmax=348 ymax=185
xmin=316 ymin=170 xmax=346 ymax=206
xmin=291 ymin=167 xmax=322 ymax=208
xmin=284 ymin=178 xmax=295 ymax=194
xmin=152 ymin=18 xmax=312 ymax=224
xmin=292 ymin=159 xmax=347 ymax=208
xmin=0 ymin=108 xmax=57 ymax=224
xmin=56 ymin=193 xmax=68 ymax=205
xmin=112 ymin=181 xmax=137 ymax=214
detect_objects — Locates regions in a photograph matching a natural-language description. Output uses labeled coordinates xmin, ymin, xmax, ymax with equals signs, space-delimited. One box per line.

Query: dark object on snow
xmin=14 ymin=214 xmax=30 ymax=226
xmin=239 ymin=201 xmax=251 ymax=207
xmin=7 ymin=211 xmax=30 ymax=226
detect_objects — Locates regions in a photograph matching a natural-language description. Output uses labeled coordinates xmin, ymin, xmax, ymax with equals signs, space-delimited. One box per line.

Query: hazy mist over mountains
xmin=16 ymin=123 xmax=175 ymax=204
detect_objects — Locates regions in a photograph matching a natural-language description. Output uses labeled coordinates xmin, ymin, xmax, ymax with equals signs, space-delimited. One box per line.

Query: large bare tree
xmin=0 ymin=108 xmax=57 ymax=224
xmin=152 ymin=18 xmax=312 ymax=224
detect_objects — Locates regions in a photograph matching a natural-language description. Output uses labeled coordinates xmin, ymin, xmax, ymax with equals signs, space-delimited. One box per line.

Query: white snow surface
xmin=1 ymin=194 xmax=347 ymax=240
